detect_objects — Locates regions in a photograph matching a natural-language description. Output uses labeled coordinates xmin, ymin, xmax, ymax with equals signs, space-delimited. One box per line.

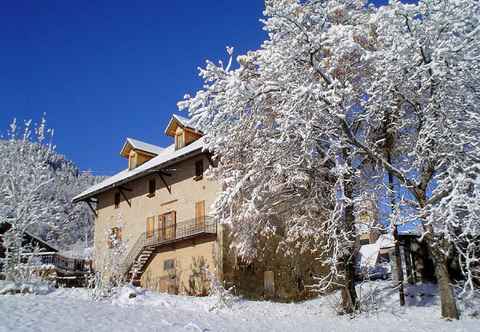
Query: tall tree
xmin=340 ymin=0 xmax=480 ymax=319
xmin=0 ymin=118 xmax=61 ymax=281
xmin=180 ymin=0 xmax=377 ymax=313
xmin=181 ymin=0 xmax=479 ymax=318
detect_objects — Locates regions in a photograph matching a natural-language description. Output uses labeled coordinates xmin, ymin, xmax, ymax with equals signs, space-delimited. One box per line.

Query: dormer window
xmin=120 ymin=138 xmax=163 ymax=170
xmin=165 ymin=115 xmax=203 ymax=149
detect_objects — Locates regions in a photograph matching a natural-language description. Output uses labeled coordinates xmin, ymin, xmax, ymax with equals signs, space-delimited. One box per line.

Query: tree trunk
xmin=341 ymin=255 xmax=358 ymax=314
xmin=421 ymin=218 xmax=459 ymax=319
xmin=393 ymin=225 xmax=406 ymax=305
xmin=403 ymin=239 xmax=415 ymax=285
xmin=341 ymin=149 xmax=358 ymax=314
xmin=384 ymin=107 xmax=406 ymax=306
xmin=433 ymin=257 xmax=459 ymax=320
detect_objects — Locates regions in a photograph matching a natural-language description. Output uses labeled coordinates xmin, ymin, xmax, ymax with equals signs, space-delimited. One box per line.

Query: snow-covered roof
xmin=72 ymin=137 xmax=205 ymax=203
xmin=172 ymin=114 xmax=191 ymax=127
xmin=357 ymin=234 xmax=395 ymax=268
xmin=376 ymin=234 xmax=394 ymax=249
xmin=120 ymin=138 xmax=164 ymax=157
xmin=164 ymin=114 xmax=200 ymax=136
xmin=358 ymin=244 xmax=379 ymax=268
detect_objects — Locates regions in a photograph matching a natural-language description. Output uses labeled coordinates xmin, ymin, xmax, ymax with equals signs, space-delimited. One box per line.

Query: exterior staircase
xmin=120 ymin=217 xmax=217 ymax=284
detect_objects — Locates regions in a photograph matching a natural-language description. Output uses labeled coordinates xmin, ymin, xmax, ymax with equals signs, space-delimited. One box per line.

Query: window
xmin=195 ymin=200 xmax=205 ymax=225
xmin=107 ymin=227 xmax=122 ymax=248
xmin=114 ymin=192 xmax=121 ymax=209
xmin=148 ymin=179 xmax=156 ymax=197
xmin=164 ymin=259 xmax=175 ymax=271
xmin=175 ymin=132 xmax=184 ymax=150
xmin=128 ymin=151 xmax=137 ymax=170
xmin=194 ymin=160 xmax=204 ymax=180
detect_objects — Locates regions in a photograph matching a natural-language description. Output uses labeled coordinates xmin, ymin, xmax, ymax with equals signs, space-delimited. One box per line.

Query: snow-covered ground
xmin=0 ymin=281 xmax=479 ymax=332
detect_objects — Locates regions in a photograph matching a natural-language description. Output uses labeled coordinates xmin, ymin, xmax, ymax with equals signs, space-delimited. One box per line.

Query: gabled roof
xmin=0 ymin=221 xmax=58 ymax=253
xmin=72 ymin=137 xmax=205 ymax=203
xmin=120 ymin=137 xmax=164 ymax=157
xmin=165 ymin=114 xmax=201 ymax=137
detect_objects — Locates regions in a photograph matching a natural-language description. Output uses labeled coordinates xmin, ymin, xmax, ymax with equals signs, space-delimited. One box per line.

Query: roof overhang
xmin=72 ymin=145 xmax=204 ymax=203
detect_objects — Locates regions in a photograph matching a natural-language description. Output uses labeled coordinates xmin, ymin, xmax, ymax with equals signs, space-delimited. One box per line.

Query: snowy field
xmin=0 ymin=282 xmax=479 ymax=332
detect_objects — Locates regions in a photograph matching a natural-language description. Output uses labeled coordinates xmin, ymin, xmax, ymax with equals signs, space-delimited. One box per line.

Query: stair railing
xmin=120 ymin=231 xmax=146 ymax=277
xmin=119 ymin=216 xmax=217 ymax=277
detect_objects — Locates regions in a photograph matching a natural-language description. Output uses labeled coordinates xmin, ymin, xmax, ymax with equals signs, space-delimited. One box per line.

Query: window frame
xmin=107 ymin=226 xmax=122 ymax=248
xmin=163 ymin=259 xmax=175 ymax=271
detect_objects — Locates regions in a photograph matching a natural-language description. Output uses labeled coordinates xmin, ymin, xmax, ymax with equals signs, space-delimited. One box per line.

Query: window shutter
xmin=146 ymin=217 xmax=155 ymax=239
xmin=195 ymin=201 xmax=205 ymax=225
xmin=158 ymin=214 xmax=164 ymax=240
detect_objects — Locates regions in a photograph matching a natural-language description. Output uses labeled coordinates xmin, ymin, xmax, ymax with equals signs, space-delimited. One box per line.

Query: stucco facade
xmin=93 ymin=152 xmax=222 ymax=294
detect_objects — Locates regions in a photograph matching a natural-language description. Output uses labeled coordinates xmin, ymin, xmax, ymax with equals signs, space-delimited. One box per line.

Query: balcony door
xmin=159 ymin=211 xmax=176 ymax=240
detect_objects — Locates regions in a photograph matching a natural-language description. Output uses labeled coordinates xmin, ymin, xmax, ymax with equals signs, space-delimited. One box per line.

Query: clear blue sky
xmin=0 ymin=1 xmax=392 ymax=176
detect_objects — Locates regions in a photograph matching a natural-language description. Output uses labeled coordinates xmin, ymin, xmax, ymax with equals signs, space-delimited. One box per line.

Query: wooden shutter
xmin=157 ymin=214 xmax=164 ymax=240
xmin=146 ymin=217 xmax=155 ymax=239
xmin=195 ymin=201 xmax=205 ymax=225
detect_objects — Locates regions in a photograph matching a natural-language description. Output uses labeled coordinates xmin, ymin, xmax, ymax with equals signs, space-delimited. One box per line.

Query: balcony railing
xmin=145 ymin=216 xmax=217 ymax=246
xmin=22 ymin=252 xmax=91 ymax=273
xmin=121 ymin=216 xmax=217 ymax=276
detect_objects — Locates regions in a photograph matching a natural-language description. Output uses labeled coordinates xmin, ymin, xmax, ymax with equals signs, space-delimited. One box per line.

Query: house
xmin=0 ymin=222 xmax=91 ymax=286
xmin=73 ymin=114 xmax=323 ymax=300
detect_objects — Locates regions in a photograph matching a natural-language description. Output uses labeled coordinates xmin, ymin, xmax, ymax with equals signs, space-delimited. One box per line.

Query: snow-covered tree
xmin=0 ymin=117 xmax=102 ymax=282
xmin=91 ymin=213 xmax=128 ymax=299
xmin=179 ymin=0 xmax=377 ymax=313
xmin=347 ymin=0 xmax=480 ymax=319
xmin=0 ymin=118 xmax=61 ymax=281
xmin=180 ymin=0 xmax=479 ymax=319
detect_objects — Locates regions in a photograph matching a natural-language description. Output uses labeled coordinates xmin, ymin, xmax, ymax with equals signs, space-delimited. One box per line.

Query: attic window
xmin=114 ymin=192 xmax=121 ymax=209
xmin=148 ymin=179 xmax=156 ymax=197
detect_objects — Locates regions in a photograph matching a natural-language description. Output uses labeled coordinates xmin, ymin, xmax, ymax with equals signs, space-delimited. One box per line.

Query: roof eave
xmin=72 ymin=146 xmax=204 ymax=203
